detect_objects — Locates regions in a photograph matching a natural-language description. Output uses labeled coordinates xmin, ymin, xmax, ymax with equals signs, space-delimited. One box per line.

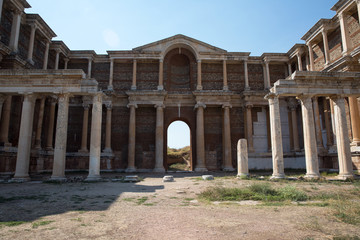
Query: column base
xmin=45 ymin=147 xmax=54 ymax=151
xmin=223 ymin=86 xmax=229 ymax=91
xmin=125 ymin=167 xmax=136 ymax=173
xmin=153 ymin=167 xmax=165 ymax=173
xmin=157 ymin=85 xmax=164 ymax=91
xmin=85 ymin=175 xmax=102 ymax=182
xmin=270 ymin=174 xmax=285 ymax=180
xmin=194 ymin=167 xmax=208 ymax=172
xmin=107 ymin=85 xmax=113 ymax=91
xmin=351 ymin=141 xmax=360 ymax=147
xmin=244 ymin=87 xmax=251 ymax=91
xmin=304 ymin=173 xmax=321 ymax=179
xmin=223 ymin=166 xmax=235 ymax=172
xmin=49 ymin=176 xmax=67 ymax=182
xmin=131 ymin=85 xmax=137 ymax=90
xmin=337 ymin=173 xmax=354 ymax=180
xmin=78 ymin=149 xmax=89 ymax=154
xmin=237 ymin=173 xmax=249 ymax=179
xmin=196 ymin=85 xmax=203 ymax=91
xmin=102 ymin=148 xmax=113 ymax=154
xmin=10 ymin=176 xmax=30 ymax=183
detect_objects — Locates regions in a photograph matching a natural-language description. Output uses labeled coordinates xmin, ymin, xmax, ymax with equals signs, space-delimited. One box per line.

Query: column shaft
xmin=297 ymin=52 xmax=303 ymax=71
xmin=339 ymin=12 xmax=352 ymax=55
xmin=288 ymin=63 xmax=292 ymax=76
xmin=27 ymin=24 xmax=36 ymax=63
xmin=244 ymin=60 xmax=249 ymax=90
xmin=64 ymin=59 xmax=69 ymax=69
xmin=131 ymin=59 xmax=137 ymax=90
xmin=323 ymin=98 xmax=333 ymax=147
xmin=79 ymin=105 xmax=89 ymax=153
xmin=322 ymin=30 xmax=331 ymax=65
xmin=87 ymin=94 xmax=103 ymax=180
xmin=291 ymin=108 xmax=300 ymax=151
xmin=51 ymin=94 xmax=70 ymax=180
xmin=264 ymin=62 xmax=271 ymax=89
xmin=13 ymin=95 xmax=36 ymax=180
xmin=331 ymin=96 xmax=353 ymax=179
xmin=108 ymin=58 xmax=114 ymax=90
xmin=127 ymin=104 xmax=137 ymax=172
xmin=87 ymin=58 xmax=92 ymax=78
xmin=103 ymin=104 xmax=112 ymax=153
xmin=299 ymin=96 xmax=320 ymax=178
xmin=158 ymin=59 xmax=164 ymax=90
xmin=54 ymin=50 xmax=60 ymax=70
xmin=349 ymin=97 xmax=360 ymax=145
xmin=357 ymin=0 xmax=360 ymax=24
xmin=246 ymin=105 xmax=254 ymax=152
xmin=313 ymin=97 xmax=324 ymax=150
xmin=43 ymin=41 xmax=50 ymax=70
xmin=35 ymin=97 xmax=46 ymax=149
xmin=307 ymin=43 xmax=315 ymax=71
xmin=154 ymin=104 xmax=165 ymax=172
xmin=195 ymin=103 xmax=207 ymax=171
xmin=197 ymin=60 xmax=202 ymax=90
xmin=267 ymin=95 xmax=285 ymax=178
xmin=46 ymin=100 xmax=56 ymax=150
xmin=223 ymin=105 xmax=234 ymax=170
xmin=223 ymin=60 xmax=228 ymax=90
xmin=0 ymin=96 xmax=11 ymax=145
xmin=265 ymin=107 xmax=272 ymax=152
xmin=9 ymin=10 xmax=22 ymax=52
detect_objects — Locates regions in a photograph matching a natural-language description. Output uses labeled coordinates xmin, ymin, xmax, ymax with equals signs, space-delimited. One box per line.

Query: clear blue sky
xmin=26 ymin=0 xmax=338 ymax=148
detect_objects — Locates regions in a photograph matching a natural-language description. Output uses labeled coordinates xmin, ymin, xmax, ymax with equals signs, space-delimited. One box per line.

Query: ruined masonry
xmin=0 ymin=0 xmax=359 ymax=181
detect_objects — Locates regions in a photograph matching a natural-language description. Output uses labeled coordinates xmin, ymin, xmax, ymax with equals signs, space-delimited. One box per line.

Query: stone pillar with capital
xmin=222 ymin=104 xmax=234 ymax=171
xmin=296 ymin=50 xmax=303 ymax=71
xmin=0 ymin=95 xmax=12 ymax=146
xmin=288 ymin=98 xmax=300 ymax=152
xmin=126 ymin=103 xmax=137 ymax=172
xmin=197 ymin=60 xmax=202 ymax=90
xmin=330 ymin=96 xmax=354 ymax=179
xmin=132 ymin=59 xmax=137 ymax=90
xmin=13 ymin=94 xmax=36 ymax=181
xmin=45 ymin=98 xmax=57 ymax=151
xmin=51 ymin=94 xmax=70 ymax=181
xmin=103 ymin=102 xmax=113 ymax=154
xmin=265 ymin=93 xmax=285 ymax=179
xmin=307 ymin=42 xmax=315 ymax=71
xmin=339 ymin=12 xmax=352 ymax=56
xmin=298 ymin=95 xmax=320 ymax=178
xmin=245 ymin=104 xmax=254 ymax=152
xmin=223 ymin=60 xmax=228 ymax=91
xmin=34 ymin=97 xmax=46 ymax=149
xmin=154 ymin=104 xmax=165 ymax=172
xmin=9 ymin=10 xmax=22 ymax=52
xmin=79 ymin=99 xmax=90 ymax=153
xmin=43 ymin=40 xmax=50 ymax=70
xmin=158 ymin=59 xmax=164 ymax=90
xmin=195 ymin=102 xmax=207 ymax=172
xmin=321 ymin=29 xmax=331 ymax=65
xmin=108 ymin=58 xmax=114 ymax=90
xmin=86 ymin=93 xmax=103 ymax=181
xmin=264 ymin=61 xmax=271 ymax=89
xmin=349 ymin=97 xmax=360 ymax=146
xmin=27 ymin=24 xmax=37 ymax=64
xmin=244 ymin=60 xmax=250 ymax=90
xmin=313 ymin=97 xmax=324 ymax=152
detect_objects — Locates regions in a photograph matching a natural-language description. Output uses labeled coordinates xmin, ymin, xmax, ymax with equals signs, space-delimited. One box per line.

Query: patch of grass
xmin=0 ymin=221 xmax=27 ymax=227
xmin=144 ymin=203 xmax=155 ymax=206
xmin=71 ymin=218 xmax=82 ymax=222
xmin=136 ymin=197 xmax=148 ymax=205
xmin=331 ymin=200 xmax=360 ymax=225
xmin=333 ymin=236 xmax=360 ymax=240
xmin=122 ymin=197 xmax=135 ymax=202
xmin=168 ymin=163 xmax=190 ymax=171
xmin=32 ymin=220 xmax=55 ymax=229
xmin=198 ymin=183 xmax=308 ymax=202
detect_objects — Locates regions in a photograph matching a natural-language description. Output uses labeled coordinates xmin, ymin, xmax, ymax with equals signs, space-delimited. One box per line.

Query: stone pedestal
xmin=195 ymin=102 xmax=207 ymax=172
xmin=13 ymin=94 xmax=36 ymax=181
xmin=154 ymin=104 xmax=165 ymax=172
xmin=237 ymin=139 xmax=249 ymax=178
xmin=86 ymin=94 xmax=103 ymax=181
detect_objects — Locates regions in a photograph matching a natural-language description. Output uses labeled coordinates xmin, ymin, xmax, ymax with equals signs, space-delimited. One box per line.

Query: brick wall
xmin=137 ymin=62 xmax=158 ymax=90
xmin=349 ymin=12 xmax=360 ymax=49
xmin=228 ymin=63 xmax=245 ymax=93
xmin=269 ymin=64 xmax=286 ymax=86
xmin=202 ymin=62 xmax=223 ymax=90
xmin=111 ymin=106 xmax=129 ymax=169
xmin=32 ymin=34 xmax=46 ymax=69
xmin=18 ymin=23 xmax=30 ymax=61
xmin=313 ymin=42 xmax=325 ymax=71
xmin=0 ymin=8 xmax=13 ymax=46
xmin=248 ymin=64 xmax=264 ymax=90
xmin=113 ymin=62 xmax=132 ymax=92
xmin=328 ymin=27 xmax=342 ymax=63
xmin=92 ymin=62 xmax=110 ymax=90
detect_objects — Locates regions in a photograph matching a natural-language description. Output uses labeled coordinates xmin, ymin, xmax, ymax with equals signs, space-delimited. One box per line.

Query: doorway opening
xmin=167 ymin=120 xmax=192 ymax=171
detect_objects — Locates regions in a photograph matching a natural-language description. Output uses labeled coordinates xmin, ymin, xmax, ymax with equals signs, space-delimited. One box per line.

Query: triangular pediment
xmin=133 ymin=34 xmax=227 ymax=54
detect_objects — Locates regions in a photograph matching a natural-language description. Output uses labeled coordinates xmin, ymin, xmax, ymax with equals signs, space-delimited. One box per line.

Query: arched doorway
xmin=166 ymin=120 xmax=193 ymax=171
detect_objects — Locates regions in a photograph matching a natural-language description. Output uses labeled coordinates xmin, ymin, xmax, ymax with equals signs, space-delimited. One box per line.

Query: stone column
xmin=237 ymin=139 xmax=249 ymax=177
xmin=195 ymin=102 xmax=207 ymax=171
xmin=126 ymin=103 xmax=137 ymax=172
xmin=223 ymin=60 xmax=228 ymax=91
xmin=313 ymin=97 xmax=324 ymax=151
xmin=45 ymin=98 xmax=56 ymax=150
xmin=298 ymin=95 xmax=320 ymax=178
xmin=265 ymin=106 xmax=272 ymax=152
xmin=223 ymin=104 xmax=234 ymax=171
xmin=288 ymin=98 xmax=300 ymax=152
xmin=87 ymin=58 xmax=92 ymax=78
xmin=79 ymin=102 xmax=90 ymax=153
xmin=330 ymin=96 xmax=354 ymax=179
xmin=296 ymin=50 xmax=303 ymax=71
xmin=349 ymin=97 xmax=360 ymax=146
xmin=244 ymin=60 xmax=250 ymax=90
xmin=13 ymin=94 xmax=36 ymax=181
xmin=323 ymin=98 xmax=333 ymax=148
xmin=266 ymin=93 xmax=285 ymax=179
xmin=54 ymin=49 xmax=60 ymax=70
xmin=321 ymin=29 xmax=331 ymax=65
xmin=154 ymin=104 xmax=165 ymax=172
xmin=64 ymin=58 xmax=69 ymax=69
xmin=108 ymin=58 xmax=114 ymax=90
xmin=0 ymin=0 xmax=3 ymax=26
xmin=305 ymin=52 xmax=310 ymax=71
xmin=103 ymin=102 xmax=113 ymax=153
xmin=264 ymin=61 xmax=271 ymax=89
xmin=158 ymin=59 xmax=164 ymax=90
xmin=34 ymin=97 xmax=46 ymax=149
xmin=288 ymin=63 xmax=292 ymax=76
xmin=43 ymin=40 xmax=50 ymax=70
xmin=9 ymin=10 xmax=22 ymax=52
xmin=307 ymin=42 xmax=315 ymax=71
xmin=86 ymin=93 xmax=103 ymax=181
xmin=51 ymin=94 xmax=70 ymax=181
xmin=131 ymin=59 xmax=137 ymax=90
xmin=0 ymin=96 xmax=12 ymax=146
xmin=357 ymin=0 xmax=360 ymax=24
xmin=245 ymin=104 xmax=254 ymax=152
xmin=197 ymin=60 xmax=202 ymax=90
xmin=339 ymin=12 xmax=352 ymax=56
xmin=27 ymin=24 xmax=36 ymax=63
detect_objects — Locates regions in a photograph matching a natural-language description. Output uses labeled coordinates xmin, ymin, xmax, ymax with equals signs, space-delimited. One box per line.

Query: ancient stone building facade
xmin=0 ymin=0 xmax=359 ymax=181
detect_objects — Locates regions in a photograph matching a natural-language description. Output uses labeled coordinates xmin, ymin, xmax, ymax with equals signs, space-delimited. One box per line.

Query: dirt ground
xmin=0 ymin=172 xmax=359 ymax=240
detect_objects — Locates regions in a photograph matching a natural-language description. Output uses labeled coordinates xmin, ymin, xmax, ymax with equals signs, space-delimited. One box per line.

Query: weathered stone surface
xmin=202 ymin=175 xmax=214 ymax=180
xmin=162 ymin=175 xmax=174 ymax=182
